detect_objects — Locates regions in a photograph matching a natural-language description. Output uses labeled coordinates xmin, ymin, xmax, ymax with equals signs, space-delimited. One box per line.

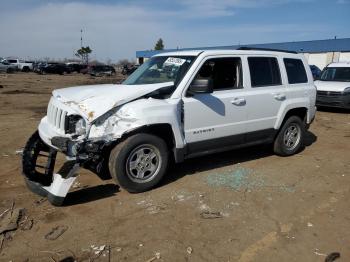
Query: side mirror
xmin=187 ymin=79 xmax=213 ymax=95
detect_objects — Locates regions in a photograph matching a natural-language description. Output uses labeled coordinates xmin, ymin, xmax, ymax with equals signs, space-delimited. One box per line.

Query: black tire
xmin=109 ymin=133 xmax=169 ymax=193
xmin=273 ymin=116 xmax=305 ymax=156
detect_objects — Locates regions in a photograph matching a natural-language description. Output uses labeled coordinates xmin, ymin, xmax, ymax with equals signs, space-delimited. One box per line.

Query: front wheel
xmin=109 ymin=133 xmax=169 ymax=193
xmin=273 ymin=116 xmax=305 ymax=156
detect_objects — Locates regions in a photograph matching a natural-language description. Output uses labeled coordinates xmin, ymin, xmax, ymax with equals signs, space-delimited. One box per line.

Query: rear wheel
xmin=273 ymin=116 xmax=305 ymax=156
xmin=109 ymin=133 xmax=168 ymax=192
xmin=22 ymin=66 xmax=30 ymax=72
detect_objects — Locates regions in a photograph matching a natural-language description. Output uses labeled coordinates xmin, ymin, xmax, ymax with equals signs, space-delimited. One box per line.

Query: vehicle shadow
xmin=62 ymin=131 xmax=317 ymax=205
xmin=161 ymin=130 xmax=317 ymax=187
xmin=64 ymin=184 xmax=119 ymax=206
xmin=317 ymin=106 xmax=350 ymax=114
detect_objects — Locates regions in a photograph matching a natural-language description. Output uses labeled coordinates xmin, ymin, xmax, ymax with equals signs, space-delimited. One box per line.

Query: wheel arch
xmin=105 ymin=123 xmax=178 ymax=161
xmin=275 ymin=107 xmax=308 ymax=130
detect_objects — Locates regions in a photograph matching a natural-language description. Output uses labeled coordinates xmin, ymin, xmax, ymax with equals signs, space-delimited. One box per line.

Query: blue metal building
xmin=136 ymin=38 xmax=350 ymax=69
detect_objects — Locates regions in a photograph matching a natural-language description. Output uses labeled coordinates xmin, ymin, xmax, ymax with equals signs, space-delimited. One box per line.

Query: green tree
xmin=154 ymin=38 xmax=164 ymax=50
xmin=75 ymin=46 xmax=92 ymax=64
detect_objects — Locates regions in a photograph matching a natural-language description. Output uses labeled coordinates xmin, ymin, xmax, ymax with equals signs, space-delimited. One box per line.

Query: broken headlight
xmin=65 ymin=115 xmax=86 ymax=135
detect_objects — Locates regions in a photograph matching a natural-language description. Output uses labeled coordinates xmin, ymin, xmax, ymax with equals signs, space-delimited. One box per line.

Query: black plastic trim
xmin=186 ymin=128 xmax=276 ymax=157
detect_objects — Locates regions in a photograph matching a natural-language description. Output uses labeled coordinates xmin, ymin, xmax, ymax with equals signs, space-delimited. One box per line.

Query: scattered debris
xmin=314 ymin=249 xmax=327 ymax=257
xmin=325 ymin=252 xmax=340 ymax=262
xmin=45 ymin=225 xmax=68 ymax=240
xmin=15 ymin=148 xmax=24 ymax=155
xmin=19 ymin=217 xmax=34 ymax=231
xmin=146 ymin=204 xmax=166 ymax=215
xmin=139 ymin=243 xmax=144 ymax=247
xmin=34 ymin=198 xmax=47 ymax=206
xmin=0 ymin=208 xmax=10 ymax=219
xmin=200 ymin=211 xmax=223 ymax=219
xmin=0 ymin=208 xmax=23 ymax=234
xmin=92 ymin=245 xmax=106 ymax=255
xmin=116 ymin=247 xmax=122 ymax=252
xmin=187 ymin=246 xmax=193 ymax=254
xmin=2 ymin=154 xmax=9 ymax=157
xmin=171 ymin=191 xmax=194 ymax=202
xmin=280 ymin=223 xmax=293 ymax=234
xmin=307 ymin=222 xmax=313 ymax=227
xmin=206 ymin=167 xmax=295 ymax=192
xmin=146 ymin=252 xmax=161 ymax=262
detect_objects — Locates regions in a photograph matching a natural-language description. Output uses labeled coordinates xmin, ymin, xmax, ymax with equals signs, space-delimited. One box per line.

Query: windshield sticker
xmin=164 ymin=57 xmax=186 ymax=66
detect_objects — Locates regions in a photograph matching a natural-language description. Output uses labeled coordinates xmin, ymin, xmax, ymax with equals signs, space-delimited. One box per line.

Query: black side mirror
xmin=187 ymin=79 xmax=213 ymax=95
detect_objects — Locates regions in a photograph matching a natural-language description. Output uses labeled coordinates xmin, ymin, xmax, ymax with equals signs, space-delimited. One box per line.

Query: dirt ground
xmin=0 ymin=72 xmax=349 ymax=262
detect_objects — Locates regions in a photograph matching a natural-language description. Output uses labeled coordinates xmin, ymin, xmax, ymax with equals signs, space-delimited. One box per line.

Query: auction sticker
xmin=164 ymin=57 xmax=186 ymax=66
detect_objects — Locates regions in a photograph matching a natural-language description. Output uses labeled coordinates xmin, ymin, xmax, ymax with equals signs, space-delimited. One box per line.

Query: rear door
xmin=282 ymin=57 xmax=314 ymax=112
xmin=244 ymin=56 xmax=286 ymax=142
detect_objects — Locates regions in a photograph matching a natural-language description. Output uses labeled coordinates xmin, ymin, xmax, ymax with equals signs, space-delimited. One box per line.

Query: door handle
xmin=273 ymin=93 xmax=286 ymax=101
xmin=231 ymin=97 xmax=246 ymax=106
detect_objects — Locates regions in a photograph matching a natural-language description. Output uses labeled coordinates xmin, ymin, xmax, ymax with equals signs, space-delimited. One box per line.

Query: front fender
xmin=88 ymin=98 xmax=185 ymax=149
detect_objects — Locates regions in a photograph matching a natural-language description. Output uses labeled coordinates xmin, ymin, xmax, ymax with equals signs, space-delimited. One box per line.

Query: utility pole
xmin=80 ymin=29 xmax=83 ymax=48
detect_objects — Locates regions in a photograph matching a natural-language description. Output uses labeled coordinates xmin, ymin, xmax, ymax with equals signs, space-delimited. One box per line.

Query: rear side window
xmin=248 ymin=57 xmax=282 ymax=87
xmin=284 ymin=58 xmax=308 ymax=84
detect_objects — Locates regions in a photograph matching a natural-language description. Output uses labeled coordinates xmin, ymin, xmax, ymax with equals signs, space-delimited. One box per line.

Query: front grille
xmin=317 ymin=91 xmax=343 ymax=97
xmin=47 ymin=99 xmax=67 ymax=133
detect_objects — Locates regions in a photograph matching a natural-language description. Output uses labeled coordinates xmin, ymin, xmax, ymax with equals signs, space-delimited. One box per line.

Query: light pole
xmin=80 ymin=29 xmax=83 ymax=48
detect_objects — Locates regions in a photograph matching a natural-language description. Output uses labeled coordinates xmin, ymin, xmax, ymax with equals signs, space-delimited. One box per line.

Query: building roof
xmin=136 ymin=38 xmax=350 ymax=58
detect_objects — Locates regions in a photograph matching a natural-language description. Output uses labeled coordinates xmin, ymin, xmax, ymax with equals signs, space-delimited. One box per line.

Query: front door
xmin=182 ymin=57 xmax=248 ymax=154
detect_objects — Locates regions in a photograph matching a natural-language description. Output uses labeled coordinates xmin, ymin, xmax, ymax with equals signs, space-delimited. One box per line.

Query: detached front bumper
xmin=22 ymin=131 xmax=81 ymax=206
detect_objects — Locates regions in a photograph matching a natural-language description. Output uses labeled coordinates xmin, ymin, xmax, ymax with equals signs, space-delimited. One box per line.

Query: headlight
xmin=75 ymin=118 xmax=86 ymax=135
xmin=65 ymin=115 xmax=86 ymax=135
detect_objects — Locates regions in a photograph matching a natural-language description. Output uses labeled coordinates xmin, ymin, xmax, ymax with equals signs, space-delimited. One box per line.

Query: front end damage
xmin=21 ymin=82 xmax=177 ymax=205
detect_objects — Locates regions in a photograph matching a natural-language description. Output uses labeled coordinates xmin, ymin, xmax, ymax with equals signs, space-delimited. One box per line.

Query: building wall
xmin=339 ymin=52 xmax=350 ymax=62
xmin=304 ymin=52 xmax=350 ymax=70
xmin=307 ymin=53 xmax=328 ymax=70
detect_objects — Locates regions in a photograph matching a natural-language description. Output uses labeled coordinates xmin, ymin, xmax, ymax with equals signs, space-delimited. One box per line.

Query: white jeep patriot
xmin=22 ymin=48 xmax=316 ymax=205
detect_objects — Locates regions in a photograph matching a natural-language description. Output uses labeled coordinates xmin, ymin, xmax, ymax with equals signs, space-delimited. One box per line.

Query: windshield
xmin=320 ymin=67 xmax=350 ymax=82
xmin=123 ymin=56 xmax=196 ymax=85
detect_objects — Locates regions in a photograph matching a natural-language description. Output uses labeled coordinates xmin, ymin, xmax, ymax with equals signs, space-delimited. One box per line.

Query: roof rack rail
xmin=237 ymin=46 xmax=298 ymax=54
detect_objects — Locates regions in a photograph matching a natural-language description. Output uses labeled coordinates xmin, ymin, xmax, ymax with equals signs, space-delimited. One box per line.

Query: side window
xmin=248 ymin=57 xmax=282 ymax=87
xmin=284 ymin=58 xmax=308 ymax=84
xmin=193 ymin=57 xmax=242 ymax=90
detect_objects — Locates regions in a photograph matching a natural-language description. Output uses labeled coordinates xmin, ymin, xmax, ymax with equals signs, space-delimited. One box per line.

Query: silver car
xmin=0 ymin=59 xmax=17 ymax=73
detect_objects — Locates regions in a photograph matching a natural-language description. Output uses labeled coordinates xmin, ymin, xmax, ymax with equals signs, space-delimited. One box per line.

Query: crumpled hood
xmin=315 ymin=80 xmax=350 ymax=92
xmin=52 ymin=82 xmax=173 ymax=122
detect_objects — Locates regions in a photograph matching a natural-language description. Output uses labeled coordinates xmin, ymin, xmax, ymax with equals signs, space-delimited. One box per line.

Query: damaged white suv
xmin=22 ymin=48 xmax=316 ymax=205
